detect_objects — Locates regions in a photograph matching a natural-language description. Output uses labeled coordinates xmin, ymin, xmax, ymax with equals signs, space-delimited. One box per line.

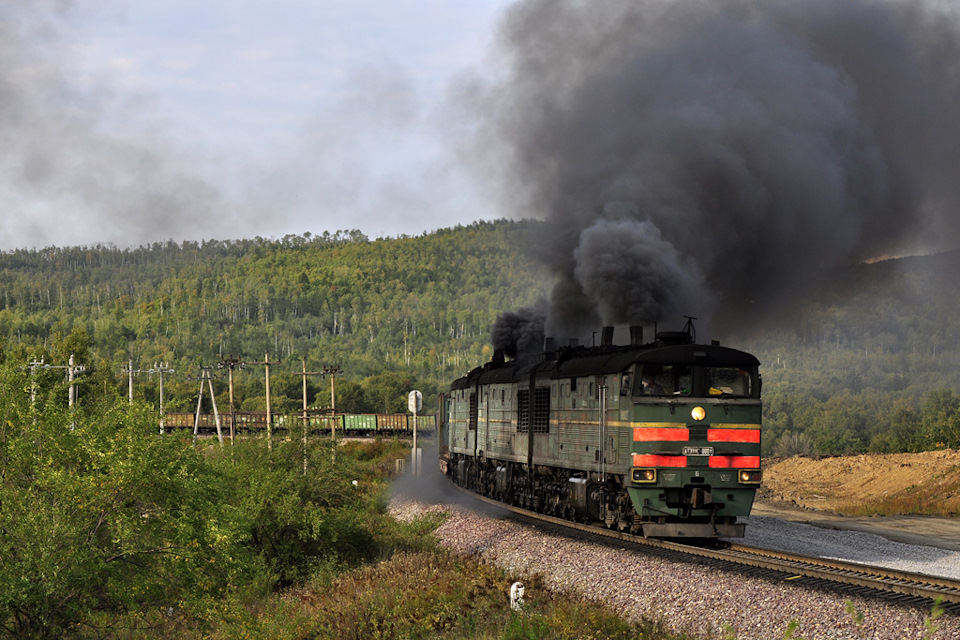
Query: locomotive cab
xmin=625 ymin=345 xmax=762 ymax=537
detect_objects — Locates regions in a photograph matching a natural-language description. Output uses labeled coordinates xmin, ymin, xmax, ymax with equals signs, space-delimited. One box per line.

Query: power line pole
xmin=218 ymin=357 xmax=244 ymax=444
xmin=322 ymin=365 xmax=343 ymax=411
xmin=192 ymin=366 xmax=223 ymax=446
xmin=28 ymin=356 xmax=86 ymax=430
xmin=244 ymin=353 xmax=281 ymax=450
xmin=151 ymin=362 xmax=175 ymax=434
xmin=124 ymin=359 xmax=143 ymax=403
xmin=67 ymin=355 xmax=85 ymax=429
xmin=124 ymin=360 xmax=175 ymax=434
xmin=296 ymin=358 xmax=326 ymax=474
xmin=321 ymin=365 xmax=343 ymax=441
xmin=26 ymin=358 xmax=44 ymax=415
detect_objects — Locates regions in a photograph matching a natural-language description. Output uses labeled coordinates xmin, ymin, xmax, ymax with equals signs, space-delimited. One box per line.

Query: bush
xmin=0 ymin=359 xmax=420 ymax=638
xmin=773 ymin=431 xmax=816 ymax=458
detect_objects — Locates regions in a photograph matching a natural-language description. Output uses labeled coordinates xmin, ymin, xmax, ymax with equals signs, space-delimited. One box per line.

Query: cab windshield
xmin=706 ymin=367 xmax=754 ymax=397
xmin=630 ymin=364 xmax=757 ymax=398
xmin=634 ymin=365 xmax=692 ymax=396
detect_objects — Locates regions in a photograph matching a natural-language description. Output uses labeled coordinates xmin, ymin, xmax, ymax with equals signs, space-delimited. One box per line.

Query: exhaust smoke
xmin=470 ymin=0 xmax=960 ymax=344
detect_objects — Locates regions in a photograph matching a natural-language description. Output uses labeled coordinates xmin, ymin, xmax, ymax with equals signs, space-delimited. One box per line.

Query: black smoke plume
xmin=464 ymin=0 xmax=960 ymax=342
xmin=491 ymin=304 xmax=546 ymax=359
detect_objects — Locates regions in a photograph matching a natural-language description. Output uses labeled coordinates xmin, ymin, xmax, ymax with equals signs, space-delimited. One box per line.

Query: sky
xmin=0 ymin=1 xmax=514 ymax=250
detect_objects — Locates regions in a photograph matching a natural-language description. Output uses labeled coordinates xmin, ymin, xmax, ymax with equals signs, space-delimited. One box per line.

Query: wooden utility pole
xmin=218 ymin=357 xmax=245 ymax=444
xmin=262 ymin=353 xmax=282 ymax=450
xmin=296 ymin=358 xmax=326 ymax=473
xmin=124 ymin=360 xmax=174 ymax=434
xmin=321 ymin=365 xmax=343 ymax=441
xmin=152 ymin=363 xmax=174 ymax=434
xmin=244 ymin=353 xmax=281 ymax=450
xmin=124 ymin=359 xmax=146 ymax=403
xmin=26 ymin=356 xmax=85 ymax=430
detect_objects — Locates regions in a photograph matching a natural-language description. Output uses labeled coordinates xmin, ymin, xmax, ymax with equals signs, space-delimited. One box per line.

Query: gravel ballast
xmin=390 ymin=495 xmax=960 ymax=640
xmin=741 ymin=515 xmax=960 ymax=581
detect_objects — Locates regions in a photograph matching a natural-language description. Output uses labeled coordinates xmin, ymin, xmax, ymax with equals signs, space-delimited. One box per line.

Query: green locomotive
xmin=440 ymin=324 xmax=761 ymax=538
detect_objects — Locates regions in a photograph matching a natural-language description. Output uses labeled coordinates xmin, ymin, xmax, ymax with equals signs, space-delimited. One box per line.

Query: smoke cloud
xmin=469 ymin=0 xmax=960 ymax=342
xmin=0 ymin=2 xmax=250 ymax=249
xmin=491 ymin=303 xmax=546 ymax=358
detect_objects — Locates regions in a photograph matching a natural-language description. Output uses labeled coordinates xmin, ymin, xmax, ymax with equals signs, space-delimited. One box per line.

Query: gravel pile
xmin=390 ymin=497 xmax=960 ymax=640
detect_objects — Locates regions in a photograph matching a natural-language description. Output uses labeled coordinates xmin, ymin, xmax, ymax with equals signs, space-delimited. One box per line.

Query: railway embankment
xmin=755 ymin=450 xmax=960 ymax=550
xmin=758 ymin=449 xmax=960 ymax=516
xmin=390 ymin=451 xmax=960 ymax=639
xmin=390 ymin=495 xmax=959 ymax=640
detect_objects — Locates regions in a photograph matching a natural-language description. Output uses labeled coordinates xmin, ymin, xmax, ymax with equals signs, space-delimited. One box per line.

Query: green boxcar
xmin=343 ymin=414 xmax=378 ymax=435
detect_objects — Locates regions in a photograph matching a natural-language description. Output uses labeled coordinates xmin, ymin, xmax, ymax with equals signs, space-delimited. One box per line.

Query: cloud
xmin=0 ymin=2 xmax=263 ymax=249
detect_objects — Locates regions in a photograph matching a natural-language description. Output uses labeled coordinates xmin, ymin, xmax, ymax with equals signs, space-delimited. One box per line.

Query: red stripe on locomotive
xmin=707 ymin=429 xmax=760 ymax=443
xmin=633 ymin=427 xmax=690 ymax=441
xmin=632 ymin=453 xmax=688 ymax=467
xmin=708 ymin=455 xmax=761 ymax=468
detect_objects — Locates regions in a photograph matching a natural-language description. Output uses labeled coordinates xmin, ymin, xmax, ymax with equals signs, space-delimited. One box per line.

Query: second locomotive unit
xmin=440 ymin=323 xmax=761 ymax=538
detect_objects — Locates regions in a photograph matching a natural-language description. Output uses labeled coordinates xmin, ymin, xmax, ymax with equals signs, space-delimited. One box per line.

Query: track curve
xmin=454 ymin=485 xmax=960 ymax=611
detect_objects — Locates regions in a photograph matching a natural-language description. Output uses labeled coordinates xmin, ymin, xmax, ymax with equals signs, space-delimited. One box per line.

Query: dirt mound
xmin=760 ymin=449 xmax=960 ymax=516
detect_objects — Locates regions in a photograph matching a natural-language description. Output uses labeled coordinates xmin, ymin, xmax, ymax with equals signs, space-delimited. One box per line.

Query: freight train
xmin=164 ymin=412 xmax=436 ymax=436
xmin=439 ymin=322 xmax=761 ymax=538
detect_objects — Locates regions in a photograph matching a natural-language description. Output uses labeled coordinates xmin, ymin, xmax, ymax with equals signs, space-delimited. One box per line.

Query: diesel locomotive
xmin=439 ymin=323 xmax=761 ymax=538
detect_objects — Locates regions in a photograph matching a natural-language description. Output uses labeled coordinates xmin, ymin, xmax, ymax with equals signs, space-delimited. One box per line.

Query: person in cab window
xmin=641 ymin=374 xmax=664 ymax=395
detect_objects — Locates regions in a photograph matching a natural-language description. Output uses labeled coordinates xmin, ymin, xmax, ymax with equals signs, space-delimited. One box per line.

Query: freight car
xmin=439 ymin=323 xmax=761 ymax=538
xmin=164 ymin=412 xmax=436 ymax=437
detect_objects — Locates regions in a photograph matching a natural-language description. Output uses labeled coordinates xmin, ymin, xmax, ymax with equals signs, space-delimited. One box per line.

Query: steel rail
xmin=454 ymin=485 xmax=960 ymax=607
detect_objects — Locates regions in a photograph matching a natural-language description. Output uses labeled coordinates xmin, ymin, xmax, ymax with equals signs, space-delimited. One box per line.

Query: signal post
xmin=408 ymin=389 xmax=422 ymax=477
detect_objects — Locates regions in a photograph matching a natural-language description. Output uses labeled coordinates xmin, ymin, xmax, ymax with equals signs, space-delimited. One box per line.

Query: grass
xmin=163 ymin=546 xmax=948 ymax=640
xmin=78 ymin=436 xmax=690 ymax=640
xmin=208 ymin=550 xmax=690 ymax=640
xmin=79 ymin=470 xmax=949 ymax=640
xmin=112 ymin=548 xmax=691 ymax=640
xmin=72 ymin=438 xmax=952 ymax=640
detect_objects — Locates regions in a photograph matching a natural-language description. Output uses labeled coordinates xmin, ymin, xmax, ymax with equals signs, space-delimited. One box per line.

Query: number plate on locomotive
xmin=682 ymin=446 xmax=715 ymax=456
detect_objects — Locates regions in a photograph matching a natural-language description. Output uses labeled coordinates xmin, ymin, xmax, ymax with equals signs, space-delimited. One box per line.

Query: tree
xmin=361 ymin=371 xmax=418 ymax=413
xmin=919 ymin=388 xmax=960 ymax=449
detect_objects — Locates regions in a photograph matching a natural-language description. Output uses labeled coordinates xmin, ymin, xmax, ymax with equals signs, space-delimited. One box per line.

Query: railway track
xmin=456 ymin=487 xmax=960 ymax=612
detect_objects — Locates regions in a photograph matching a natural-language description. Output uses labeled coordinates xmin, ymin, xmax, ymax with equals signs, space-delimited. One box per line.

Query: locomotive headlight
xmin=738 ymin=469 xmax=762 ymax=484
xmin=632 ymin=468 xmax=657 ymax=483
xmin=691 ymin=406 xmax=706 ymax=421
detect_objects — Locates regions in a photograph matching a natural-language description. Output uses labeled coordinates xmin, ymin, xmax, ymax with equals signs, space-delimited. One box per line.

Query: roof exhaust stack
xmin=601 ymin=326 xmax=614 ymax=347
xmin=543 ymin=336 xmax=557 ymax=360
xmin=629 ymin=325 xmax=643 ymax=346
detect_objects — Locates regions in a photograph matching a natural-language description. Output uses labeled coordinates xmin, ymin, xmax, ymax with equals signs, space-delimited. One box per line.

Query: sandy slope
xmin=760 ymin=449 xmax=960 ymax=514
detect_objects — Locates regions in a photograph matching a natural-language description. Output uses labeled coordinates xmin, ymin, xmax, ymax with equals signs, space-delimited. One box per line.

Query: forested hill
xmin=2 ymin=219 xmax=960 ymax=456
xmin=739 ymin=248 xmax=960 ymax=456
xmin=0 ymin=220 xmax=549 ymax=416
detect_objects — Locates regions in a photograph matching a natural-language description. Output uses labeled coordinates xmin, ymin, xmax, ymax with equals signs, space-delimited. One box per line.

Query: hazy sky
xmin=1 ymin=1 xmax=512 ymax=250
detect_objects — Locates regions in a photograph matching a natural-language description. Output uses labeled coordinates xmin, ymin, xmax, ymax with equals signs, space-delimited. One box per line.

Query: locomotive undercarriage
xmin=449 ymin=453 xmax=743 ymax=537
xmin=451 ymin=453 xmax=645 ymax=534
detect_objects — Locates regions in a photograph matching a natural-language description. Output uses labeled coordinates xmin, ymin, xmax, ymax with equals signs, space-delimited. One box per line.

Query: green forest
xmin=0 ymin=221 xmax=548 ymax=421
xmin=2 ymin=218 xmax=960 ymax=457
